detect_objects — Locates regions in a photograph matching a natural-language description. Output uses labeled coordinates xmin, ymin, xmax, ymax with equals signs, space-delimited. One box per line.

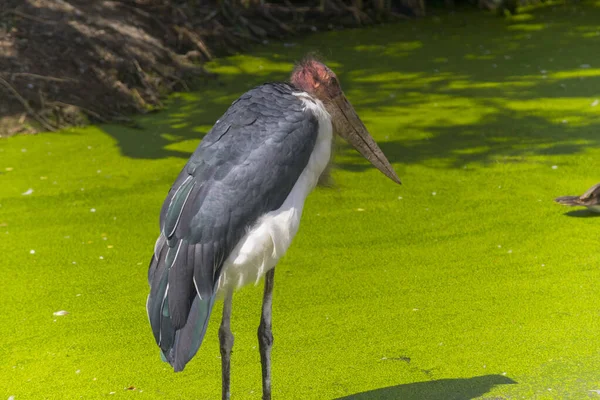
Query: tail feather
xmin=147 ymin=247 xmax=169 ymax=344
xmin=159 ymin=292 xmax=176 ymax=354
xmin=147 ymin=235 xmax=217 ymax=372
xmin=170 ymin=294 xmax=216 ymax=372
xmin=167 ymin=240 xmax=196 ymax=329
xmin=148 ymin=234 xmax=167 ymax=285
xmin=554 ymin=195 xmax=581 ymax=206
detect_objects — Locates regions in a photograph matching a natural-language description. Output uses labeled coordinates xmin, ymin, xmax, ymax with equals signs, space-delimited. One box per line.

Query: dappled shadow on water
xmin=337 ymin=106 xmax=600 ymax=171
xmin=99 ymin=3 xmax=600 ymax=170
xmin=335 ymin=374 xmax=517 ymax=400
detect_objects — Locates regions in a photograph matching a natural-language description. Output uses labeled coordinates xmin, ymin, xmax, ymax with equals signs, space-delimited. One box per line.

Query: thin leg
xmin=219 ymin=289 xmax=234 ymax=400
xmin=258 ymin=268 xmax=275 ymax=400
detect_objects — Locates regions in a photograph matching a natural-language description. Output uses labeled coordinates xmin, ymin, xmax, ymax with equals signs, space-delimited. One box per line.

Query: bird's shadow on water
xmin=335 ymin=374 xmax=517 ymax=400
xmin=100 ymin=121 xmax=200 ymax=159
xmin=563 ymin=209 xmax=600 ymax=218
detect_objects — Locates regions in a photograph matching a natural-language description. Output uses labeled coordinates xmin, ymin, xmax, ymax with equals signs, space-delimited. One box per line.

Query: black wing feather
xmin=147 ymin=83 xmax=319 ymax=371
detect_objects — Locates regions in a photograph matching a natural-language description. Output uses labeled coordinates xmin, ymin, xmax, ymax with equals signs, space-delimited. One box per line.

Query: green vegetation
xmin=2 ymin=2 xmax=600 ymax=398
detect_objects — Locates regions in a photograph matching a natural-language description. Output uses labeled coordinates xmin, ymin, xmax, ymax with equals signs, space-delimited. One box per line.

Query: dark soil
xmin=0 ymin=0 xmax=410 ymax=136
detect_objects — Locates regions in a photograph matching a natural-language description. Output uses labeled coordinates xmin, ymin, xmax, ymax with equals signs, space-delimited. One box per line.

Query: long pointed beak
xmin=325 ymin=94 xmax=401 ymax=184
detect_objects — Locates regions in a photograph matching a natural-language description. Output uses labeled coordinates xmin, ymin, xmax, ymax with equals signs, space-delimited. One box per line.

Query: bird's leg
xmin=258 ymin=268 xmax=275 ymax=400
xmin=219 ymin=289 xmax=234 ymax=400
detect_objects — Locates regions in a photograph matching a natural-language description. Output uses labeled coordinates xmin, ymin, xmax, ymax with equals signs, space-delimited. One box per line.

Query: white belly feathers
xmin=215 ymin=93 xmax=333 ymax=294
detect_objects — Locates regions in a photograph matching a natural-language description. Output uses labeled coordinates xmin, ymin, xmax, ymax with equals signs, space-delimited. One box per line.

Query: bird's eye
xmin=330 ymin=77 xmax=338 ymax=86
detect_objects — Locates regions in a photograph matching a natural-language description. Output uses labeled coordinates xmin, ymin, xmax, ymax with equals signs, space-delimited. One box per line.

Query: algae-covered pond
xmin=2 ymin=3 xmax=600 ymax=399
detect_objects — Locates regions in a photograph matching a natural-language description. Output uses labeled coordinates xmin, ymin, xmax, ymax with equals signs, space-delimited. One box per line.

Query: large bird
xmin=146 ymin=56 xmax=400 ymax=399
xmin=555 ymin=183 xmax=600 ymax=213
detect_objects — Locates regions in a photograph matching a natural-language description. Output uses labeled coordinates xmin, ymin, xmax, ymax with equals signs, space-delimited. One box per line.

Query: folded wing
xmin=147 ymin=83 xmax=319 ymax=371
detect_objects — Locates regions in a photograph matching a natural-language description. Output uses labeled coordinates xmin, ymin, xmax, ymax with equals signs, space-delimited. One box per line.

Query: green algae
xmin=2 ymin=2 xmax=600 ymax=399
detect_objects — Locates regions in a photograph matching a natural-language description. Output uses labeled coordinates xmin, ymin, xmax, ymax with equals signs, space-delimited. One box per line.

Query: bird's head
xmin=290 ymin=57 xmax=401 ymax=184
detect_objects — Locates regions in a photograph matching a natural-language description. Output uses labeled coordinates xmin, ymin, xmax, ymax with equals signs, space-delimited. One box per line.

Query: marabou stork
xmin=146 ymin=57 xmax=400 ymax=399
xmin=555 ymin=183 xmax=600 ymax=213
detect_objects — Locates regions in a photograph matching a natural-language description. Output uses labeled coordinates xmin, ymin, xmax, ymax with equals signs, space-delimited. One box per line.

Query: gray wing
xmin=579 ymin=183 xmax=600 ymax=204
xmin=147 ymin=83 xmax=319 ymax=371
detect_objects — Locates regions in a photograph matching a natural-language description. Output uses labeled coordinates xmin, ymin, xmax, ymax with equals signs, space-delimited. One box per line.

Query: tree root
xmin=0 ymin=76 xmax=55 ymax=131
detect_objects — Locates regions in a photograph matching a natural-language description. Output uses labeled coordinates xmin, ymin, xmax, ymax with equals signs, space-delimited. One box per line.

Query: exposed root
xmin=0 ymin=76 xmax=55 ymax=131
xmin=0 ymin=0 xmax=418 ymax=135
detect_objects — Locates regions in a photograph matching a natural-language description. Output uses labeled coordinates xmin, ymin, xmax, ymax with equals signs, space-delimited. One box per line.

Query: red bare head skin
xmin=290 ymin=56 xmax=401 ymax=185
xmin=290 ymin=56 xmax=342 ymax=102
